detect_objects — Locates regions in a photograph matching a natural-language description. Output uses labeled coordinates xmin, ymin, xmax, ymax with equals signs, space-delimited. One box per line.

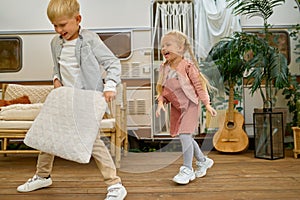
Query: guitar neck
xmin=228 ymin=85 xmax=235 ymax=122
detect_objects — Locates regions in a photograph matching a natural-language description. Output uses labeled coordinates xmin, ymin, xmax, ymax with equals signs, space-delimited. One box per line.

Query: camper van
xmin=0 ymin=0 xmax=299 ymax=143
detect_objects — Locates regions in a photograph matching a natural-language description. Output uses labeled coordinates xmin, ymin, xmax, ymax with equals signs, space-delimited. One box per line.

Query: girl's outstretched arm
xmin=156 ymin=101 xmax=166 ymax=117
xmin=205 ymin=104 xmax=217 ymax=117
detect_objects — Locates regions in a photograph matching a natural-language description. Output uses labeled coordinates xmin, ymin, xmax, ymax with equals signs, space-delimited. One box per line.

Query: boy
xmin=17 ymin=0 xmax=127 ymax=199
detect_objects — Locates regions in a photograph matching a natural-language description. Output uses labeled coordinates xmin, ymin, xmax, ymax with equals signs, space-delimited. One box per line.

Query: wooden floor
xmin=0 ymin=149 xmax=299 ymax=200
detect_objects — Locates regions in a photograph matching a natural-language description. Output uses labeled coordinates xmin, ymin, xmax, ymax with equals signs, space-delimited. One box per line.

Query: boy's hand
xmin=53 ymin=79 xmax=62 ymax=88
xmin=104 ymin=91 xmax=116 ymax=103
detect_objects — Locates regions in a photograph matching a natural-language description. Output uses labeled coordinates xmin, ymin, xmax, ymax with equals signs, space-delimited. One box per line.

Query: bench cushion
xmin=0 ymin=103 xmax=43 ymax=121
xmin=100 ymin=118 xmax=115 ymax=129
xmin=0 ymin=119 xmax=114 ymax=132
xmin=0 ymin=120 xmax=33 ymax=129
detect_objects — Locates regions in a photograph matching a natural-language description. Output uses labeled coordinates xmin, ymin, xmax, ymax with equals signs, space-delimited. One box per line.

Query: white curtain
xmin=194 ymin=0 xmax=242 ymax=60
xmin=152 ymin=1 xmax=194 ymax=60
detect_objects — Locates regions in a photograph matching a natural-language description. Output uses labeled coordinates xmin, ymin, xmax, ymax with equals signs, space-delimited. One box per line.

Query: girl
xmin=156 ymin=30 xmax=217 ymax=185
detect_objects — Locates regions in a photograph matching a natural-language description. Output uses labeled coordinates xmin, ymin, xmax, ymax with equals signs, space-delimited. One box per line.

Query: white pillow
xmin=24 ymin=87 xmax=107 ymax=164
xmin=0 ymin=103 xmax=43 ymax=121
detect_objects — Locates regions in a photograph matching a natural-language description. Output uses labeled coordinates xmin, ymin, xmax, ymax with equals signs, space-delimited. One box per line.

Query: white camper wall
xmin=0 ymin=0 xmax=151 ymax=82
xmin=80 ymin=0 xmax=150 ymax=29
xmin=240 ymin=0 xmax=300 ymax=27
xmin=0 ymin=0 xmax=50 ymax=32
xmin=0 ymin=0 xmax=150 ymax=31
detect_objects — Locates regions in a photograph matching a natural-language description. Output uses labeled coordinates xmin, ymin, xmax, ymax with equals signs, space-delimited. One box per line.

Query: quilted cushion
xmin=4 ymin=84 xmax=53 ymax=103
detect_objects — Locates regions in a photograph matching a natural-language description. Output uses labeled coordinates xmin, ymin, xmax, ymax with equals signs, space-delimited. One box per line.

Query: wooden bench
xmin=99 ymin=83 xmax=128 ymax=168
xmin=0 ymin=83 xmax=128 ymax=168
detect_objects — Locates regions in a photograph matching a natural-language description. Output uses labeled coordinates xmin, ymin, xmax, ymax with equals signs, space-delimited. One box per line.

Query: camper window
xmin=0 ymin=37 xmax=22 ymax=72
xmin=245 ymin=30 xmax=290 ymax=64
xmin=98 ymin=31 xmax=132 ymax=60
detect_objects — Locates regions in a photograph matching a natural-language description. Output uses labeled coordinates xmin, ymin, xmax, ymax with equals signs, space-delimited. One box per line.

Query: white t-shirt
xmin=58 ymin=38 xmax=81 ymax=87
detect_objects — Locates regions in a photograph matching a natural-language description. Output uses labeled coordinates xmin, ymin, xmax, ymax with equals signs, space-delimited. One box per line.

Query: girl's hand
xmin=206 ymin=104 xmax=217 ymax=117
xmin=156 ymin=102 xmax=166 ymax=117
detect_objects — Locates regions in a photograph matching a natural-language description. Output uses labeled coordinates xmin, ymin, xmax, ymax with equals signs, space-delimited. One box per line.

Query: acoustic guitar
xmin=213 ymin=85 xmax=249 ymax=153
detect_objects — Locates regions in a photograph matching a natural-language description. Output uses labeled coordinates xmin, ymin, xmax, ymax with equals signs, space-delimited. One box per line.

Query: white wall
xmin=240 ymin=0 xmax=300 ymax=27
xmin=0 ymin=0 xmax=150 ymax=31
xmin=0 ymin=0 xmax=50 ymax=31
xmin=79 ymin=0 xmax=150 ymax=29
xmin=0 ymin=0 xmax=152 ymax=82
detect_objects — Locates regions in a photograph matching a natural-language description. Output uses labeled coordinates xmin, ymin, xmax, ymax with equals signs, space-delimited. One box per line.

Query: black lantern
xmin=253 ymin=110 xmax=284 ymax=160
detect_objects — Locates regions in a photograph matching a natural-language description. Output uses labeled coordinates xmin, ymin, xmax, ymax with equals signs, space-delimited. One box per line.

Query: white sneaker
xmin=17 ymin=175 xmax=52 ymax=192
xmin=172 ymin=166 xmax=195 ymax=184
xmin=195 ymin=157 xmax=214 ymax=178
xmin=105 ymin=183 xmax=127 ymax=200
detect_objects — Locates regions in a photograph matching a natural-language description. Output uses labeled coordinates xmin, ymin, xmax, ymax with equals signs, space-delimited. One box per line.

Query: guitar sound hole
xmin=227 ymin=122 xmax=235 ymax=128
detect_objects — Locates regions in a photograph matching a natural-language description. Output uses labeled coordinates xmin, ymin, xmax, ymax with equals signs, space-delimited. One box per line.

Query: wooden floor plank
xmin=0 ymin=150 xmax=299 ymax=200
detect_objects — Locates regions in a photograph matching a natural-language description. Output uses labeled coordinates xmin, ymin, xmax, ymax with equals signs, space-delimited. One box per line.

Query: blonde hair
xmin=47 ymin=0 xmax=80 ymax=22
xmin=156 ymin=30 xmax=212 ymax=98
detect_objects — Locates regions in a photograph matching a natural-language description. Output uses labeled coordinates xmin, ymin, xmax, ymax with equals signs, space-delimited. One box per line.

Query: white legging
xmin=179 ymin=134 xmax=205 ymax=170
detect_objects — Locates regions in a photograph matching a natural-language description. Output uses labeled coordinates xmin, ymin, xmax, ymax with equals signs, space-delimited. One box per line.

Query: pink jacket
xmin=158 ymin=59 xmax=210 ymax=106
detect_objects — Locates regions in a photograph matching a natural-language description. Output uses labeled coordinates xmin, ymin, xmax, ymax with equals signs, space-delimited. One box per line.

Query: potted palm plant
xmin=226 ymin=0 xmax=290 ymax=110
xmin=227 ymin=1 xmax=290 ymax=159
xmin=227 ymin=0 xmax=291 ymax=159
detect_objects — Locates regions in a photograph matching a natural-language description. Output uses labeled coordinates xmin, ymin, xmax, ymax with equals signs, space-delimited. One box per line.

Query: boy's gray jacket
xmin=50 ymin=28 xmax=121 ymax=91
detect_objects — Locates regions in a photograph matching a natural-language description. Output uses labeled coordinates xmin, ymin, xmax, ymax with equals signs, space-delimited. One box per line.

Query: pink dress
xmin=162 ymin=68 xmax=199 ymax=137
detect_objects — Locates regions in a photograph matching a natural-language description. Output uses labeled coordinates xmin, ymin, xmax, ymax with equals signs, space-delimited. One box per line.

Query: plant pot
xmin=254 ymin=107 xmax=288 ymax=135
xmin=253 ymin=108 xmax=285 ymax=160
